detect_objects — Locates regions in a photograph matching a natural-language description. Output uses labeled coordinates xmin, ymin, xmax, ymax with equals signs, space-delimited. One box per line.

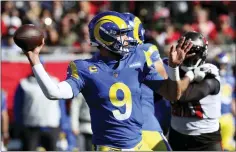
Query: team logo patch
xmin=89 ymin=65 xmax=98 ymax=73
xmin=69 ymin=62 xmax=80 ymax=79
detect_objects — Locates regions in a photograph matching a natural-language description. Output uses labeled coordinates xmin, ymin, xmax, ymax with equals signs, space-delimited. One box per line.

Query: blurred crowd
xmin=1 ymin=1 xmax=236 ymax=151
xmin=1 ymin=1 xmax=236 ymax=55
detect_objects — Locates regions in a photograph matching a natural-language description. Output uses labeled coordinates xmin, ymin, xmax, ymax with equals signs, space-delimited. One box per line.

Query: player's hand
xmin=169 ymin=37 xmax=194 ymax=67
xmin=24 ymin=38 xmax=45 ymax=56
xmin=24 ymin=38 xmax=45 ymax=66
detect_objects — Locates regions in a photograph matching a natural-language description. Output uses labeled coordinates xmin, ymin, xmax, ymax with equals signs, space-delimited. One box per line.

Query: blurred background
xmin=1 ymin=1 xmax=236 ymax=151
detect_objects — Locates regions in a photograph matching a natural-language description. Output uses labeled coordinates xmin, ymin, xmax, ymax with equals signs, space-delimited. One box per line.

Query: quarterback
xmin=22 ymin=11 xmax=193 ymax=151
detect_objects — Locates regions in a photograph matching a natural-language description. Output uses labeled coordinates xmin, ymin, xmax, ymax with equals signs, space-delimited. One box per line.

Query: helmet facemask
xmin=179 ymin=31 xmax=208 ymax=72
xmin=181 ymin=44 xmax=208 ymax=72
xmin=110 ymin=27 xmax=137 ymax=56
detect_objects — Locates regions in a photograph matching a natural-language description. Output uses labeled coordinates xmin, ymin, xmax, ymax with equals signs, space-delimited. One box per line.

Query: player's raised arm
xmin=154 ymin=60 xmax=168 ymax=79
xmin=161 ymin=37 xmax=195 ymax=101
xmin=23 ymin=39 xmax=74 ymax=100
xmin=144 ymin=37 xmax=194 ymax=101
xmin=146 ymin=44 xmax=168 ymax=79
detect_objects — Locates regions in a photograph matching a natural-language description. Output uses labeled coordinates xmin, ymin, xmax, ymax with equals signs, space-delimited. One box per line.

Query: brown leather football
xmin=13 ymin=24 xmax=44 ymax=52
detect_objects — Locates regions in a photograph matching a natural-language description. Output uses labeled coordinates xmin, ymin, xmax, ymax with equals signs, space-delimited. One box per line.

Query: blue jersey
xmin=154 ymin=98 xmax=171 ymax=133
xmin=155 ymin=58 xmax=172 ymax=132
xmin=65 ymin=46 xmax=163 ymax=149
xmin=137 ymin=44 xmax=164 ymax=132
xmin=220 ymin=74 xmax=235 ymax=115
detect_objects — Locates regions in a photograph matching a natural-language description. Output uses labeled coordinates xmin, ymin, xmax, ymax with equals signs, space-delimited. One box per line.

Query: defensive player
xmin=123 ymin=12 xmax=171 ymax=151
xmin=164 ymin=31 xmax=223 ymax=151
xmin=22 ymin=11 xmax=193 ymax=151
xmin=213 ymin=52 xmax=235 ymax=151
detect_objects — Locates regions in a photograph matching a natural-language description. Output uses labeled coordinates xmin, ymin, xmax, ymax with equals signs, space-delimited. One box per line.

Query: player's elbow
xmin=176 ymin=91 xmax=182 ymax=101
xmin=174 ymin=80 xmax=184 ymax=101
xmin=168 ymin=87 xmax=182 ymax=101
xmin=169 ymin=95 xmax=181 ymax=102
xmin=175 ymin=87 xmax=183 ymax=101
xmin=47 ymin=95 xmax=59 ymax=100
xmin=44 ymin=92 xmax=58 ymax=100
xmin=163 ymin=94 xmax=178 ymax=102
xmin=43 ymin=89 xmax=61 ymax=100
xmin=43 ymin=82 xmax=73 ymax=100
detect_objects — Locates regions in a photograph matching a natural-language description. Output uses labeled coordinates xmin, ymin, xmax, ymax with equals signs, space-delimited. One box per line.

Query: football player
xmin=164 ymin=31 xmax=223 ymax=151
xmin=213 ymin=52 xmax=235 ymax=151
xmin=22 ymin=11 xmax=194 ymax=151
xmin=123 ymin=12 xmax=171 ymax=151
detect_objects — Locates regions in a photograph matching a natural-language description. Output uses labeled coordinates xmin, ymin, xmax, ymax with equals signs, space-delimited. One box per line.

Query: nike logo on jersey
xmin=129 ymin=62 xmax=141 ymax=68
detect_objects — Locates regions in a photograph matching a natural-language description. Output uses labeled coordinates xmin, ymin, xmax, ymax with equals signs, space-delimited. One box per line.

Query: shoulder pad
xmin=139 ymin=43 xmax=159 ymax=53
xmin=135 ymin=43 xmax=160 ymax=67
xmin=215 ymin=76 xmax=221 ymax=83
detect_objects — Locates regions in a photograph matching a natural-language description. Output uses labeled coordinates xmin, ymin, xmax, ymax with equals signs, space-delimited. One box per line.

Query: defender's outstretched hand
xmin=169 ymin=37 xmax=194 ymax=67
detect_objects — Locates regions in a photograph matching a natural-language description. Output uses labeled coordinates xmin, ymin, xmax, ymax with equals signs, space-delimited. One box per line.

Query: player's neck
xmin=100 ymin=48 xmax=122 ymax=61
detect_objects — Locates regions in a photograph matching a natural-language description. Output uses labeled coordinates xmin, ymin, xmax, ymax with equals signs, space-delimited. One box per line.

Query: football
xmin=13 ymin=24 xmax=44 ymax=52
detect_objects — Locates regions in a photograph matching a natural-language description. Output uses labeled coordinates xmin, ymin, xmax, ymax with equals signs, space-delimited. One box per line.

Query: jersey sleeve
xmin=136 ymin=44 xmax=164 ymax=90
xmin=143 ymin=44 xmax=161 ymax=66
xmin=65 ymin=61 xmax=85 ymax=97
xmin=142 ymin=63 xmax=164 ymax=91
xmin=143 ymin=64 xmax=163 ymax=81
xmin=162 ymin=57 xmax=169 ymax=71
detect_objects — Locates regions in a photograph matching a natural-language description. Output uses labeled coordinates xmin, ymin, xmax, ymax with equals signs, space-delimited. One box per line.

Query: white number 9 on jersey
xmin=109 ymin=82 xmax=132 ymax=120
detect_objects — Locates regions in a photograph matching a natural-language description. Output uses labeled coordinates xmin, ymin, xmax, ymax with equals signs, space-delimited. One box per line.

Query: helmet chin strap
xmin=180 ymin=58 xmax=203 ymax=72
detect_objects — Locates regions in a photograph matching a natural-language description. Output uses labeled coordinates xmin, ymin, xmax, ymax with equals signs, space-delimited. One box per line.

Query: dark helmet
xmin=181 ymin=31 xmax=208 ymax=71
